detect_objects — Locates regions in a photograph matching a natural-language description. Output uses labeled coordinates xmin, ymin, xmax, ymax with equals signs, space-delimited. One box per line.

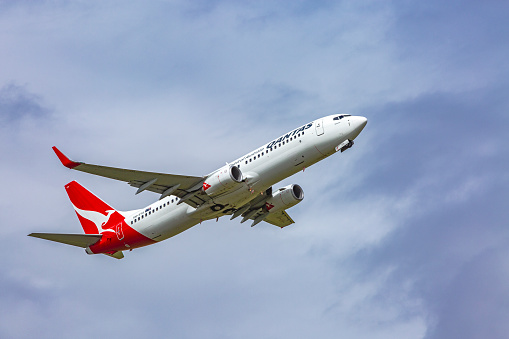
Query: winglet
xmin=52 ymin=146 xmax=81 ymax=169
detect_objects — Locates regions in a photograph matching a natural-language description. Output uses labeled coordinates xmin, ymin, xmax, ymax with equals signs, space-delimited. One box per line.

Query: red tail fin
xmin=65 ymin=181 xmax=121 ymax=235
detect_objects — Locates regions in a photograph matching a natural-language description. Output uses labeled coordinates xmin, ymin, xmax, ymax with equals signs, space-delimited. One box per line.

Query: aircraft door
xmin=315 ymin=119 xmax=324 ymax=136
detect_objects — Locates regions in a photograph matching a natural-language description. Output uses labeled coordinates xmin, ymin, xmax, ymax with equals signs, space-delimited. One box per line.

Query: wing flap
xmin=28 ymin=233 xmax=102 ymax=248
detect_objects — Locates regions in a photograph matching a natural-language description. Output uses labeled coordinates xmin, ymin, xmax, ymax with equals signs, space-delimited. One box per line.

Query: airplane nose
xmin=358 ymin=116 xmax=367 ymax=129
xmin=349 ymin=116 xmax=368 ymax=139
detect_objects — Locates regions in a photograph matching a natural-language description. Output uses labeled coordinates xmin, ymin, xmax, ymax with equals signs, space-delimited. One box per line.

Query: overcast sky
xmin=1 ymin=1 xmax=508 ymax=338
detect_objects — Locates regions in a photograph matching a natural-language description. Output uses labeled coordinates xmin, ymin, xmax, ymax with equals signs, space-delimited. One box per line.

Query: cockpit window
xmin=333 ymin=114 xmax=351 ymax=120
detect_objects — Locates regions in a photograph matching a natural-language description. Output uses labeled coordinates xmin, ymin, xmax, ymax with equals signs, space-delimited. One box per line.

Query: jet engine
xmin=264 ymin=184 xmax=304 ymax=212
xmin=202 ymin=165 xmax=243 ymax=196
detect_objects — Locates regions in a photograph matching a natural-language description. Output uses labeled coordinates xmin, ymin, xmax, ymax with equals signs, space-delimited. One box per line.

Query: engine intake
xmin=264 ymin=184 xmax=304 ymax=212
xmin=203 ymin=165 xmax=243 ymax=196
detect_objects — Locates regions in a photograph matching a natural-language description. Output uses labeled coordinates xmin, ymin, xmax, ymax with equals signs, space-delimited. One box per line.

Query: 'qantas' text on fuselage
xmin=266 ymin=123 xmax=313 ymax=149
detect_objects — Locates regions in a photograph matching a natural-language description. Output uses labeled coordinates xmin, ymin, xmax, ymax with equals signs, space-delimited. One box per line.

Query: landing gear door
xmin=315 ymin=119 xmax=324 ymax=136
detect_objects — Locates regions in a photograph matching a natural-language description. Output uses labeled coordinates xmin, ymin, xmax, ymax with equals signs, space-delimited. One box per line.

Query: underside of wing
xmin=240 ymin=207 xmax=295 ymax=228
xmin=263 ymin=211 xmax=295 ymax=228
xmin=28 ymin=233 xmax=102 ymax=248
xmin=52 ymin=147 xmax=210 ymax=207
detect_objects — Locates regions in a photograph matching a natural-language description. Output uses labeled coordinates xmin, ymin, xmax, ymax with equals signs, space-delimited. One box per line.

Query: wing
xmin=239 ymin=207 xmax=295 ymax=228
xmin=52 ymin=147 xmax=209 ymax=207
xmin=232 ymin=188 xmax=297 ymax=228
xmin=263 ymin=211 xmax=295 ymax=228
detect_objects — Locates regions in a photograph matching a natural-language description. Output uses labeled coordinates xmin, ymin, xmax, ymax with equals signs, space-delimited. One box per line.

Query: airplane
xmin=29 ymin=114 xmax=367 ymax=259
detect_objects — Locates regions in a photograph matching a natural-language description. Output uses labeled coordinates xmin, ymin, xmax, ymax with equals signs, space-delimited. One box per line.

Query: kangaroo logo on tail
xmin=72 ymin=206 xmax=116 ymax=234
xmin=65 ymin=181 xmax=126 ymax=236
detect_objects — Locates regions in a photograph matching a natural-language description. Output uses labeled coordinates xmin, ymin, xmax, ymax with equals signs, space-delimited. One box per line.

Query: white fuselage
xmin=124 ymin=115 xmax=367 ymax=242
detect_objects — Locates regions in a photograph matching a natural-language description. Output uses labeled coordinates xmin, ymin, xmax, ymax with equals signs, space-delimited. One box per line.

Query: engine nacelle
xmin=264 ymin=184 xmax=304 ymax=213
xmin=202 ymin=165 xmax=243 ymax=196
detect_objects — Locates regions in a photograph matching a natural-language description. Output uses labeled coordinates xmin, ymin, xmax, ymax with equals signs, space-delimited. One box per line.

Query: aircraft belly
xmin=261 ymin=147 xmax=317 ymax=184
xmin=137 ymin=206 xmax=199 ymax=241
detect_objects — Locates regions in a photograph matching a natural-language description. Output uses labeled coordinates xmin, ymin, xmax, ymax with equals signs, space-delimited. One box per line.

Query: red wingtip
xmin=52 ymin=146 xmax=81 ymax=169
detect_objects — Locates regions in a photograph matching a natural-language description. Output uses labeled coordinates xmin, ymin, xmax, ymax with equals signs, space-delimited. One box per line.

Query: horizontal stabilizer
xmin=28 ymin=233 xmax=102 ymax=248
xmin=104 ymin=251 xmax=124 ymax=259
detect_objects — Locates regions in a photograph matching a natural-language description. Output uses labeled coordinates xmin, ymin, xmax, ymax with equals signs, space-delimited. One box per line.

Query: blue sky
xmin=1 ymin=1 xmax=508 ymax=338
